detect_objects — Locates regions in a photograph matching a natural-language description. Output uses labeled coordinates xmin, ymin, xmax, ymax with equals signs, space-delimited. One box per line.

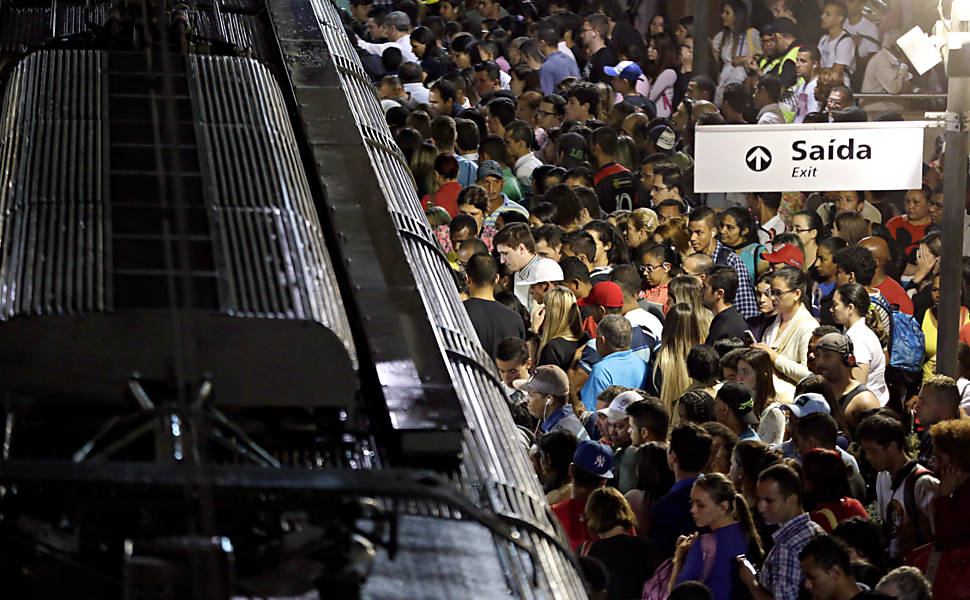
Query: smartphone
xmin=742 ymin=330 xmax=757 ymax=346
xmin=737 ymin=554 xmax=757 ymax=577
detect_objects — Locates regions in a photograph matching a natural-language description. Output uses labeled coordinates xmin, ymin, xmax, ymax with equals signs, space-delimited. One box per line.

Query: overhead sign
xmin=694 ymin=122 xmax=927 ymax=193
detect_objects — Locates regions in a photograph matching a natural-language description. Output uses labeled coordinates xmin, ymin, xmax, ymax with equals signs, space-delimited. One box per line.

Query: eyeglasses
xmin=769 ymin=288 xmax=795 ymax=298
xmin=537 ymin=109 xmax=555 ymax=116
xmin=652 ymin=185 xmax=672 ymax=193
xmin=640 ymin=263 xmax=665 ymax=274
xmin=792 ymin=227 xmax=815 ymax=233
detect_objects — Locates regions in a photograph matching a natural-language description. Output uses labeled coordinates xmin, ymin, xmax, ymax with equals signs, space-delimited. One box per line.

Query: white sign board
xmin=694 ymin=122 xmax=926 ymax=193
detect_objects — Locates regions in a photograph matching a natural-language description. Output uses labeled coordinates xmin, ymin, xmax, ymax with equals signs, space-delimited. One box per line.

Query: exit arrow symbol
xmin=745 ymin=146 xmax=772 ymax=172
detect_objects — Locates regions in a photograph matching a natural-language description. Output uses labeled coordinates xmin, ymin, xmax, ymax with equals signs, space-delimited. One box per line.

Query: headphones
xmin=840 ymin=336 xmax=855 ymax=367
xmin=545 ymin=397 xmax=553 ymax=406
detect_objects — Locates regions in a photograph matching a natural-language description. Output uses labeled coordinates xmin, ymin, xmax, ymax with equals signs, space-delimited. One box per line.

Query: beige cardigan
xmin=765 ymin=304 xmax=818 ymax=383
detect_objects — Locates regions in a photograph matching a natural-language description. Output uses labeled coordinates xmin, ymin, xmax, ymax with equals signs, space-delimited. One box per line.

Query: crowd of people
xmin=338 ymin=0 xmax=970 ymax=597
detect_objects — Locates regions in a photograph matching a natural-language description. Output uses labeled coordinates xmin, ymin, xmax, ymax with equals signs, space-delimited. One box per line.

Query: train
xmin=0 ymin=0 xmax=586 ymax=597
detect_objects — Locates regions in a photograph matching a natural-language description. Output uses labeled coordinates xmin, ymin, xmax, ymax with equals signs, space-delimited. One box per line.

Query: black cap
xmin=773 ymin=18 xmax=796 ymax=36
xmin=717 ymin=383 xmax=758 ymax=426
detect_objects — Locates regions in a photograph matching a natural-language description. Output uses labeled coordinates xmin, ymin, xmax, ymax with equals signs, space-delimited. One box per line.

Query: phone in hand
xmin=737 ymin=554 xmax=757 ymax=577
xmin=742 ymin=330 xmax=757 ymax=346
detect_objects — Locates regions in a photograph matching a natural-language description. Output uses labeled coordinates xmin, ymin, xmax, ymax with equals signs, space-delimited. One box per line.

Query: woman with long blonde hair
xmin=536 ymin=287 xmax=589 ymax=373
xmin=666 ymin=276 xmax=712 ymax=339
xmin=650 ymin=303 xmax=705 ymax=418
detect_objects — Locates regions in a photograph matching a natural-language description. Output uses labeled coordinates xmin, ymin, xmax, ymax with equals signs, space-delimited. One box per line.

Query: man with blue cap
xmin=551 ymin=440 xmax=615 ymax=550
xmin=605 ymin=61 xmax=653 ymax=112
xmin=774 ymin=392 xmax=866 ymax=499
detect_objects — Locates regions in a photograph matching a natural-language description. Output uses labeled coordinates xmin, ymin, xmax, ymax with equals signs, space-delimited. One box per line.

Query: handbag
xmin=642 ymin=533 xmax=717 ymax=600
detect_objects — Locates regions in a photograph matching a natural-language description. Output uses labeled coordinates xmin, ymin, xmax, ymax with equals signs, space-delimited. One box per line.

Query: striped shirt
xmin=759 ymin=513 xmax=824 ymax=600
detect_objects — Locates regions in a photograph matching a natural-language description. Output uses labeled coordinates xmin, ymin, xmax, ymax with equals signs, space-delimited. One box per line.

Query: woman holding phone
xmin=668 ymin=473 xmax=763 ymax=600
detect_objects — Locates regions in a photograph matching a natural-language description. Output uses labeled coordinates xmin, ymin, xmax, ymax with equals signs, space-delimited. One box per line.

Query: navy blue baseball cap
xmin=573 ymin=440 xmax=614 ymax=478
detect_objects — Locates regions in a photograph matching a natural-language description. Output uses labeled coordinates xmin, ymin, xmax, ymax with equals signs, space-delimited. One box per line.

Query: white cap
xmin=597 ymin=390 xmax=640 ymax=421
xmin=519 ymin=257 xmax=564 ymax=285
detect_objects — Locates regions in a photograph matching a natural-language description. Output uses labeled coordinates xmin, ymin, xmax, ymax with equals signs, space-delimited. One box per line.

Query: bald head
xmin=684 ymin=252 xmax=714 ymax=278
xmin=859 ymin=236 xmax=889 ymax=271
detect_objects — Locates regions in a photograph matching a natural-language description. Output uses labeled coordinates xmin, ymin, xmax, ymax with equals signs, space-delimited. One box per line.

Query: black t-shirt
xmin=706 ymin=306 xmax=750 ymax=345
xmin=538 ymin=334 xmax=590 ymax=372
xmin=623 ymin=94 xmax=656 ymax=116
xmin=594 ymin=163 xmax=638 ymax=213
xmin=463 ymin=298 xmax=526 ymax=357
xmin=586 ymin=534 xmax=659 ymax=600
xmin=585 ymin=46 xmax=616 ymax=85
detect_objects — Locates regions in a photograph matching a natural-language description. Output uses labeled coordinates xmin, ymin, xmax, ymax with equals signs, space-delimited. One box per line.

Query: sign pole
xmin=935 ymin=5 xmax=970 ymax=377
xmin=693 ymin=0 xmax=711 ymax=80
xmin=936 ymin=99 xmax=969 ymax=378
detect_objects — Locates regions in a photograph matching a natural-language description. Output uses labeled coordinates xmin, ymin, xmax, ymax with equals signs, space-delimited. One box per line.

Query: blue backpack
xmin=870 ymin=293 xmax=925 ymax=373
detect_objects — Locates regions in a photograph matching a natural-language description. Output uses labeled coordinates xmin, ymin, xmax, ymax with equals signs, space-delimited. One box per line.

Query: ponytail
xmin=734 ymin=492 xmax=764 ymax=565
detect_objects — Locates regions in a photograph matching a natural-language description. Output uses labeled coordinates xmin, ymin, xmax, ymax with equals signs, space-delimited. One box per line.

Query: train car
xmin=0 ymin=0 xmax=586 ymax=597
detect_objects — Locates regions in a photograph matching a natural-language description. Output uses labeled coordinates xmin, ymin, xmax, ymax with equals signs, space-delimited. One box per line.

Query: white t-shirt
xmin=843 ymin=16 xmax=880 ymax=58
xmin=624 ymin=307 xmax=663 ymax=340
xmin=875 ymin=466 xmax=938 ymax=561
xmin=959 ymin=377 xmax=970 ymax=416
xmin=818 ymin=31 xmax=854 ymax=84
xmin=758 ymin=213 xmax=787 ymax=244
xmin=846 ymin=318 xmax=889 ymax=406
xmin=794 ymin=77 xmax=820 ymax=123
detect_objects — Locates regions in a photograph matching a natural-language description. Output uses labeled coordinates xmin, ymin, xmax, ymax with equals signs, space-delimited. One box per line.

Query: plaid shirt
xmin=712 ymin=240 xmax=758 ymax=319
xmin=760 ymin=513 xmax=824 ymax=600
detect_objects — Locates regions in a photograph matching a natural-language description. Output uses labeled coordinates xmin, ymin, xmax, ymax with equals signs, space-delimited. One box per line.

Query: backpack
xmin=642 ymin=533 xmax=717 ymax=600
xmin=869 ymin=293 xmax=925 ymax=373
xmin=904 ymin=466 xmax=934 ymax=547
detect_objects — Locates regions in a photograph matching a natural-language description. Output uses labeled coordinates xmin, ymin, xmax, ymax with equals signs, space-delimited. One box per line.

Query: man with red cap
xmin=578 ymin=280 xmax=625 ymax=338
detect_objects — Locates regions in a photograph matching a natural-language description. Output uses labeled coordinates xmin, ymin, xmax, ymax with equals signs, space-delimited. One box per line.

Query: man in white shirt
xmin=793 ymin=46 xmax=820 ymax=122
xmin=843 ymin=0 xmax=880 ymax=59
xmin=610 ymin=266 xmax=663 ymax=340
xmin=356 ymin=11 xmax=418 ymax=63
xmin=754 ymin=192 xmax=786 ymax=244
xmin=857 ymin=413 xmax=938 ymax=563
xmin=398 ymin=62 xmax=429 ymax=107
xmin=503 ymin=120 xmax=543 ymax=192
xmin=494 ymin=222 xmax=541 ymax=309
xmin=818 ymin=1 xmax=854 ymax=85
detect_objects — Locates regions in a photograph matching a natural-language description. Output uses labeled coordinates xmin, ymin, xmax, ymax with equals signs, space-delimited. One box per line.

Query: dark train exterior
xmin=0 ymin=0 xmax=586 ymax=597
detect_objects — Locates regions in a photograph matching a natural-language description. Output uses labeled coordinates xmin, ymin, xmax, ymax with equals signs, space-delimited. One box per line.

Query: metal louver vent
xmin=188 ymin=55 xmax=350 ymax=341
xmin=0 ymin=50 xmax=106 ymax=317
